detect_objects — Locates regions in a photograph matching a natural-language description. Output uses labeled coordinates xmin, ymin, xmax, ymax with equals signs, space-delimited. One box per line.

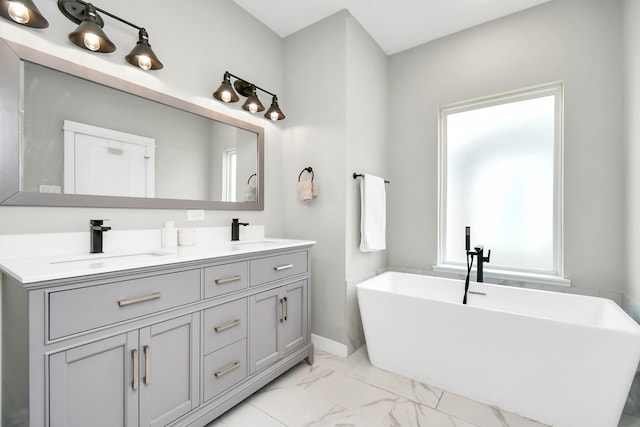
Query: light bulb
xmin=8 ymin=2 xmax=30 ymax=24
xmin=83 ymin=33 xmax=101 ymax=51
xmin=248 ymin=103 xmax=258 ymax=114
xmin=221 ymin=91 xmax=232 ymax=103
xmin=270 ymin=112 xmax=279 ymax=121
xmin=137 ymin=55 xmax=152 ymax=70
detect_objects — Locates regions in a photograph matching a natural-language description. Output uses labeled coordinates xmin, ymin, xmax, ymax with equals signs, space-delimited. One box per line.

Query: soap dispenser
xmin=161 ymin=221 xmax=178 ymax=247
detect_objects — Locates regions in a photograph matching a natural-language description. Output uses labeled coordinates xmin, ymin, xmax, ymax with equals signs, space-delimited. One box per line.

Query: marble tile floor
xmin=206 ymin=346 xmax=638 ymax=427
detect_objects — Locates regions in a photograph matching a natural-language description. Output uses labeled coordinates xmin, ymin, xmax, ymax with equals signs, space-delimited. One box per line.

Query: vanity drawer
xmin=203 ymin=298 xmax=247 ymax=355
xmin=250 ymin=251 xmax=308 ymax=286
xmin=203 ymin=339 xmax=247 ymax=402
xmin=48 ymin=270 xmax=201 ymax=340
xmin=204 ymin=261 xmax=249 ymax=298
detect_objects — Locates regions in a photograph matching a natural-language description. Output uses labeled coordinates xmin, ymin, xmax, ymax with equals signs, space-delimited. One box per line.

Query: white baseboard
xmin=311 ymin=334 xmax=348 ymax=358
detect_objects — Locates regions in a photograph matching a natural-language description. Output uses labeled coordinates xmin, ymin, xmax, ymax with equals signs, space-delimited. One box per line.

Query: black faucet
xmin=90 ymin=219 xmax=111 ymax=253
xmin=231 ymin=218 xmax=249 ymax=241
xmin=470 ymin=245 xmax=491 ymax=282
xmin=463 ymin=227 xmax=491 ymax=304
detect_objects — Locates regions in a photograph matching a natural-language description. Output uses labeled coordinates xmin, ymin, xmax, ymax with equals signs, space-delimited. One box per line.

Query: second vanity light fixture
xmin=57 ymin=0 xmax=163 ymax=70
xmin=213 ymin=71 xmax=286 ymax=121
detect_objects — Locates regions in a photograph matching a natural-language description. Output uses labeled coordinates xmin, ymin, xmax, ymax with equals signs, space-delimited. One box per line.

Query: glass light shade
xmin=213 ymin=74 xmax=239 ymax=103
xmin=68 ymin=6 xmax=115 ymax=53
xmin=0 ymin=0 xmax=48 ymax=28
xmin=125 ymin=29 xmax=163 ymax=70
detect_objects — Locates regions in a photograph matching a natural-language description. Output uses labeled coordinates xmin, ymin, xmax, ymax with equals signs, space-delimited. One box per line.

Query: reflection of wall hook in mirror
xmin=298 ymin=167 xmax=317 ymax=201
xmin=247 ymin=173 xmax=257 ymax=184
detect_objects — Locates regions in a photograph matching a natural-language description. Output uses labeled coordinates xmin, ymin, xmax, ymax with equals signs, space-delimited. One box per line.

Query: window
xmin=438 ymin=82 xmax=565 ymax=284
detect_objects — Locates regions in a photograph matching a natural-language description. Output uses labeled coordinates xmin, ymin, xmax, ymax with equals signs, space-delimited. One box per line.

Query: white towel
xmin=298 ymin=179 xmax=318 ymax=201
xmin=243 ymin=179 xmax=257 ymax=201
xmin=359 ymin=174 xmax=386 ymax=252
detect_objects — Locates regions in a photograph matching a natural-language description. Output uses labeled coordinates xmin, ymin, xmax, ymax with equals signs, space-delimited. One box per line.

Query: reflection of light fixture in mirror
xmin=0 ymin=0 xmax=49 ymax=28
xmin=58 ymin=0 xmax=163 ymax=70
xmin=212 ymin=71 xmax=285 ymax=121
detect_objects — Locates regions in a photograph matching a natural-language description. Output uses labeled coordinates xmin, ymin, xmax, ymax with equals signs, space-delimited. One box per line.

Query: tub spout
xmin=471 ymin=245 xmax=491 ymax=283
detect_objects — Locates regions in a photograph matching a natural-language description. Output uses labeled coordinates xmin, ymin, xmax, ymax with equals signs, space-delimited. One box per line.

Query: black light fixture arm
xmin=64 ymin=0 xmax=142 ymax=30
xmin=224 ymin=71 xmax=277 ymax=98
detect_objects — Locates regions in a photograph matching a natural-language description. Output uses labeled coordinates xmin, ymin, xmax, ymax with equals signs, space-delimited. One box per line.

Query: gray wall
xmin=387 ymin=0 xmax=626 ymax=294
xmin=283 ymin=10 xmax=388 ymax=353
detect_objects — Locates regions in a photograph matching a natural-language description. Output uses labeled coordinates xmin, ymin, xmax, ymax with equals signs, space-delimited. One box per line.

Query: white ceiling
xmin=232 ymin=0 xmax=552 ymax=55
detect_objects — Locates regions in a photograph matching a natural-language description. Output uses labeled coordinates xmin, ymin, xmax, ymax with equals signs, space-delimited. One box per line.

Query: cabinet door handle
xmin=143 ymin=345 xmax=151 ymax=385
xmin=215 ymin=275 xmax=242 ymax=284
xmin=274 ymin=264 xmax=293 ymax=271
xmin=280 ymin=298 xmax=285 ymax=322
xmin=132 ymin=349 xmax=139 ymax=391
xmin=118 ymin=292 xmax=161 ymax=307
xmin=283 ymin=296 xmax=288 ymax=321
xmin=214 ymin=319 xmax=241 ymax=332
xmin=214 ymin=361 xmax=241 ymax=378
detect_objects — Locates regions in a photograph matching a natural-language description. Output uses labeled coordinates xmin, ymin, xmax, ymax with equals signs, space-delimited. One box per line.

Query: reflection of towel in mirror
xmin=359 ymin=174 xmax=386 ymax=252
xmin=244 ymin=180 xmax=257 ymax=201
xmin=298 ymin=179 xmax=318 ymax=201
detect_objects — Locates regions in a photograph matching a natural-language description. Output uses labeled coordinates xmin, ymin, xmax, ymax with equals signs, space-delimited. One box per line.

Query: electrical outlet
xmin=187 ymin=209 xmax=205 ymax=221
xmin=39 ymin=184 xmax=61 ymax=193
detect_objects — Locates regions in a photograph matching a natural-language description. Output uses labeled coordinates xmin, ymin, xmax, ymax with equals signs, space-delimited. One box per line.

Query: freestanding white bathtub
xmin=357 ymin=272 xmax=640 ymax=427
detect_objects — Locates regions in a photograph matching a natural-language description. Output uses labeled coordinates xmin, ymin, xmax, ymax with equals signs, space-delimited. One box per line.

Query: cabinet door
xmin=279 ymin=280 xmax=308 ymax=356
xmin=49 ymin=332 xmax=138 ymax=427
xmin=249 ymin=287 xmax=280 ymax=374
xmin=139 ymin=313 xmax=200 ymax=427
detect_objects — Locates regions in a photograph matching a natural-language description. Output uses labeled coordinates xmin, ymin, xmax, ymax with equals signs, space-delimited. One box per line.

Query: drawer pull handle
xmin=274 ymin=264 xmax=293 ymax=271
xmin=132 ymin=349 xmax=139 ymax=391
xmin=214 ymin=361 xmax=241 ymax=378
xmin=143 ymin=345 xmax=151 ymax=385
xmin=118 ymin=292 xmax=161 ymax=307
xmin=215 ymin=275 xmax=242 ymax=285
xmin=214 ymin=319 xmax=241 ymax=332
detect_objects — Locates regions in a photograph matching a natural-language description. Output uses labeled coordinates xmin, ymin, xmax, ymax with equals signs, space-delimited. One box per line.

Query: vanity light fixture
xmin=213 ymin=71 xmax=286 ymax=121
xmin=0 ymin=0 xmax=49 ymax=28
xmin=58 ymin=0 xmax=163 ymax=70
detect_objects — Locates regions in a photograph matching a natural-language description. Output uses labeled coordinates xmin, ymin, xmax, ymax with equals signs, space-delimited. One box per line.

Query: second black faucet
xmin=90 ymin=219 xmax=111 ymax=253
xmin=231 ymin=218 xmax=249 ymax=241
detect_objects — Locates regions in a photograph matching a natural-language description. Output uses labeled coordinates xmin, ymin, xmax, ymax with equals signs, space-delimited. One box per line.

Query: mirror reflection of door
xmin=63 ymin=120 xmax=156 ymax=197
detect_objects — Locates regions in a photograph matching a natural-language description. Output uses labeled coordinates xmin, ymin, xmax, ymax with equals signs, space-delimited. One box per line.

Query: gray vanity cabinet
xmin=249 ymin=279 xmax=308 ymax=374
xmin=49 ymin=313 xmax=200 ymax=427
xmin=1 ymin=244 xmax=313 ymax=427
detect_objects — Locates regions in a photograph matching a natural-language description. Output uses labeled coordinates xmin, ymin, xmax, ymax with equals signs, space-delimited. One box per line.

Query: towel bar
xmin=352 ymin=173 xmax=390 ymax=184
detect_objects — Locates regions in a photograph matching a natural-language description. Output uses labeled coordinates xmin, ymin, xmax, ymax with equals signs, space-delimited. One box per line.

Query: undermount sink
xmin=230 ymin=240 xmax=281 ymax=250
xmin=50 ymin=251 xmax=173 ymax=265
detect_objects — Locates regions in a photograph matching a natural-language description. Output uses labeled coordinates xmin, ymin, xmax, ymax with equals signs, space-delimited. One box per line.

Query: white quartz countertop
xmin=0 ymin=226 xmax=315 ymax=284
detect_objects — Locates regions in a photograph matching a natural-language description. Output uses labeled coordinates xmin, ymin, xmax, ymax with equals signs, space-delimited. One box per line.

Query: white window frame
xmin=435 ymin=82 xmax=568 ymax=287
